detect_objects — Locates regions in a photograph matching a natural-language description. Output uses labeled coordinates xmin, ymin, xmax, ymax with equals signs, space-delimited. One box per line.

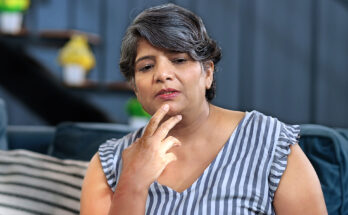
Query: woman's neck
xmin=169 ymin=101 xmax=213 ymax=142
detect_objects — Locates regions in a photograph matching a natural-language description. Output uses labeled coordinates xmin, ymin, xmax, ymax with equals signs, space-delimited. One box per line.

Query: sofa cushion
xmin=0 ymin=149 xmax=88 ymax=215
xmin=50 ymin=122 xmax=134 ymax=161
xmin=0 ymin=98 xmax=8 ymax=150
xmin=299 ymin=124 xmax=348 ymax=215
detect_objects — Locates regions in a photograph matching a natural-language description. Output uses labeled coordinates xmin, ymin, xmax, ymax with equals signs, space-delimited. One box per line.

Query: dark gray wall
xmin=0 ymin=0 xmax=347 ymax=127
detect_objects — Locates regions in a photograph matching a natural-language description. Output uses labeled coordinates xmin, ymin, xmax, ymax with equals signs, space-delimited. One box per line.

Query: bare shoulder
xmin=273 ymin=144 xmax=328 ymax=215
xmin=209 ymin=106 xmax=245 ymax=139
xmin=80 ymin=153 xmax=113 ymax=215
xmin=211 ymin=105 xmax=245 ymax=124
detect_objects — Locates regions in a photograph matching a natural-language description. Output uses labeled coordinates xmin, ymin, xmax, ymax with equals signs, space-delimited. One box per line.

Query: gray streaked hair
xmin=119 ymin=3 xmax=221 ymax=101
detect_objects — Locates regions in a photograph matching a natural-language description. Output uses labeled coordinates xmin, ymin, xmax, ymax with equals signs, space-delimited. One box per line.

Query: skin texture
xmin=133 ymin=39 xmax=213 ymax=118
xmin=80 ymin=39 xmax=327 ymax=215
xmin=273 ymin=144 xmax=328 ymax=214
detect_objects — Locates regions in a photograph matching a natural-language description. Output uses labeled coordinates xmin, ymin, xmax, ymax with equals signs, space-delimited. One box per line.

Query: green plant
xmin=125 ymin=98 xmax=150 ymax=118
xmin=0 ymin=0 xmax=30 ymax=12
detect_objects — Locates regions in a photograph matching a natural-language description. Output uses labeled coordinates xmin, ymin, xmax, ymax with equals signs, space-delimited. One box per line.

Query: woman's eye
xmin=172 ymin=58 xmax=187 ymax=64
xmin=139 ymin=64 xmax=153 ymax=72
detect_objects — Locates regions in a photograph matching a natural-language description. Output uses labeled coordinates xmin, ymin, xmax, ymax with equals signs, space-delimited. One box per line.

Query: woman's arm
xmin=80 ymin=153 xmax=150 ymax=215
xmin=273 ymin=144 xmax=328 ymax=215
xmin=80 ymin=104 xmax=182 ymax=215
xmin=80 ymin=153 xmax=113 ymax=215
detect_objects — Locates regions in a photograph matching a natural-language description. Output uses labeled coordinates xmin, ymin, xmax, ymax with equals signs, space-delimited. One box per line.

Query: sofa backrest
xmin=7 ymin=126 xmax=55 ymax=154
xmin=300 ymin=124 xmax=348 ymax=215
xmin=49 ymin=122 xmax=135 ymax=161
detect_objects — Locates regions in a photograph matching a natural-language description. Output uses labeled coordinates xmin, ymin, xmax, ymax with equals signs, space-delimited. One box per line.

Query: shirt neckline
xmin=153 ymin=111 xmax=252 ymax=195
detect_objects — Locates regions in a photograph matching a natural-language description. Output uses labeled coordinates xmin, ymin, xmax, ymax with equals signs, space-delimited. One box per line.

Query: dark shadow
xmin=335 ymin=0 xmax=348 ymax=10
xmin=0 ymin=41 xmax=112 ymax=125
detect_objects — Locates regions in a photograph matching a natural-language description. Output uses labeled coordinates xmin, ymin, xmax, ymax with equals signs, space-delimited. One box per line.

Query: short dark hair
xmin=119 ymin=3 xmax=221 ymax=101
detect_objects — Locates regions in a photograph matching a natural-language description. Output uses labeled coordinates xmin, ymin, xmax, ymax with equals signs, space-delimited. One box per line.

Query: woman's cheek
xmin=140 ymin=99 xmax=156 ymax=116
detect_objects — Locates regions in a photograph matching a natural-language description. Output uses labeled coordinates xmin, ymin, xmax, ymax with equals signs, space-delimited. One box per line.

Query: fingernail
xmin=162 ymin=104 xmax=169 ymax=111
xmin=177 ymin=115 xmax=182 ymax=120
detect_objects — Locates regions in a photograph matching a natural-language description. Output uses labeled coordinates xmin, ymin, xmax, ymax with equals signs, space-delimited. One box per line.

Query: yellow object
xmin=0 ymin=0 xmax=30 ymax=12
xmin=58 ymin=34 xmax=95 ymax=71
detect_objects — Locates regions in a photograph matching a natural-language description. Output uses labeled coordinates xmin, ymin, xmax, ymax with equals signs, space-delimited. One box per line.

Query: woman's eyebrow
xmin=135 ymin=56 xmax=155 ymax=65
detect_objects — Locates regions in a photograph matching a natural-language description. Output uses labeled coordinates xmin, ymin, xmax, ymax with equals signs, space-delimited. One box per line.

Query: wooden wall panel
xmin=1 ymin=0 xmax=347 ymax=126
xmin=315 ymin=0 xmax=348 ymax=127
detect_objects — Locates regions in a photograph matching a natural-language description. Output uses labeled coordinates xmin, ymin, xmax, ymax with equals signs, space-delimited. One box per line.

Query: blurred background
xmin=0 ymin=0 xmax=347 ymax=127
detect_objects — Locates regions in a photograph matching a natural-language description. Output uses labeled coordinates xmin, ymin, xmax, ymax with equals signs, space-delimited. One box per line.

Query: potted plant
xmin=126 ymin=98 xmax=150 ymax=128
xmin=58 ymin=34 xmax=96 ymax=86
xmin=0 ymin=0 xmax=30 ymax=34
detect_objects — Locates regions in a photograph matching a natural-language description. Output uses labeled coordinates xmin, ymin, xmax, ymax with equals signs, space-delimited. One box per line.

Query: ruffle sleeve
xmin=98 ymin=128 xmax=144 ymax=191
xmin=269 ymin=123 xmax=300 ymax=199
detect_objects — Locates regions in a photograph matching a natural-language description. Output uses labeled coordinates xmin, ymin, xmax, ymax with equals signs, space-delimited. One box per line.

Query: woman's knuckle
xmin=151 ymin=115 xmax=160 ymax=124
xmin=145 ymin=136 xmax=153 ymax=143
xmin=145 ymin=122 xmax=154 ymax=131
xmin=162 ymin=124 xmax=170 ymax=132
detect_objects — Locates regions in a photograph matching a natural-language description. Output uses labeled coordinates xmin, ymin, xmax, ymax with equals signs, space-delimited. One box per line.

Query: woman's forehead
xmin=135 ymin=39 xmax=188 ymax=61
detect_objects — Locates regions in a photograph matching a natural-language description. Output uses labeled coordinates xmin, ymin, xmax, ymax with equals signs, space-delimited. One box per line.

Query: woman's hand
xmin=118 ymin=104 xmax=182 ymax=191
xmin=81 ymin=104 xmax=182 ymax=215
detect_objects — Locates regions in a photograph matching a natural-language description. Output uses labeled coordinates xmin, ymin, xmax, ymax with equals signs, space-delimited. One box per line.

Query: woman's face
xmin=133 ymin=39 xmax=213 ymax=116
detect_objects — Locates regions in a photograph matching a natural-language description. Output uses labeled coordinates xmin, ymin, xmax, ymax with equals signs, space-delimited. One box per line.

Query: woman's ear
xmin=204 ymin=61 xmax=214 ymax=89
xmin=131 ymin=79 xmax=138 ymax=96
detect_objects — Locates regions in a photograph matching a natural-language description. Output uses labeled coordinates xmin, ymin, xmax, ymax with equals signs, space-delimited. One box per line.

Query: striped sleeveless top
xmin=98 ymin=110 xmax=300 ymax=214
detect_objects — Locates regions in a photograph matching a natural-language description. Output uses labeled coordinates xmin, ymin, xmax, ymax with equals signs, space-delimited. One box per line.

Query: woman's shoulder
xmin=248 ymin=110 xmax=300 ymax=138
xmin=218 ymin=108 xmax=300 ymax=152
xmin=215 ymin=107 xmax=280 ymax=128
xmin=98 ymin=127 xmax=145 ymax=173
xmin=212 ymin=106 xmax=245 ymax=125
xmin=99 ymin=127 xmax=145 ymax=154
xmin=245 ymin=110 xmax=300 ymax=146
xmin=97 ymin=127 xmax=145 ymax=191
xmin=214 ymin=106 xmax=276 ymax=123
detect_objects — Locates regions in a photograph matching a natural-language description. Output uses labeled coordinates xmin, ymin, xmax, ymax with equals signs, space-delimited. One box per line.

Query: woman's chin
xmin=146 ymin=103 xmax=182 ymax=116
xmin=166 ymin=110 xmax=181 ymax=117
xmin=166 ymin=105 xmax=183 ymax=116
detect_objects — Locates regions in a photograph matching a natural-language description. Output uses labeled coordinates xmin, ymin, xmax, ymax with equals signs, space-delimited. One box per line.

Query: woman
xmin=80 ymin=3 xmax=327 ymax=215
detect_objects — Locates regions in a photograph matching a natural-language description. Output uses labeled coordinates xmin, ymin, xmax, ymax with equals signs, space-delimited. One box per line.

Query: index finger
xmin=143 ymin=104 xmax=169 ymax=137
xmin=153 ymin=115 xmax=182 ymax=140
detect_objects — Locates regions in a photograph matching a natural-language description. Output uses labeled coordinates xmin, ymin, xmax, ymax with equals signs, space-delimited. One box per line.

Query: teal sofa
xmin=299 ymin=124 xmax=348 ymax=215
xmin=6 ymin=122 xmax=134 ymax=161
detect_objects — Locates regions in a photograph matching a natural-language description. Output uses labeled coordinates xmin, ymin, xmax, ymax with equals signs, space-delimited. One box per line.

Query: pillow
xmin=299 ymin=124 xmax=348 ymax=215
xmin=50 ymin=122 xmax=134 ymax=161
xmin=0 ymin=149 xmax=88 ymax=215
xmin=0 ymin=98 xmax=8 ymax=150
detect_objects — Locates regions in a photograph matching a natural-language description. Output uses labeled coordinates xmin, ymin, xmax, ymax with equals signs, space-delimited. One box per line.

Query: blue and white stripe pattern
xmin=99 ymin=110 xmax=300 ymax=214
xmin=0 ymin=149 xmax=88 ymax=215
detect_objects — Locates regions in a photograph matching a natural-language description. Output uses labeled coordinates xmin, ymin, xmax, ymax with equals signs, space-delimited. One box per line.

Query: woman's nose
xmin=154 ymin=59 xmax=174 ymax=83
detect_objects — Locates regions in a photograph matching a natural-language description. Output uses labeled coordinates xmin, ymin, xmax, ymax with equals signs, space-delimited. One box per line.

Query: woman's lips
xmin=156 ymin=88 xmax=180 ymax=99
